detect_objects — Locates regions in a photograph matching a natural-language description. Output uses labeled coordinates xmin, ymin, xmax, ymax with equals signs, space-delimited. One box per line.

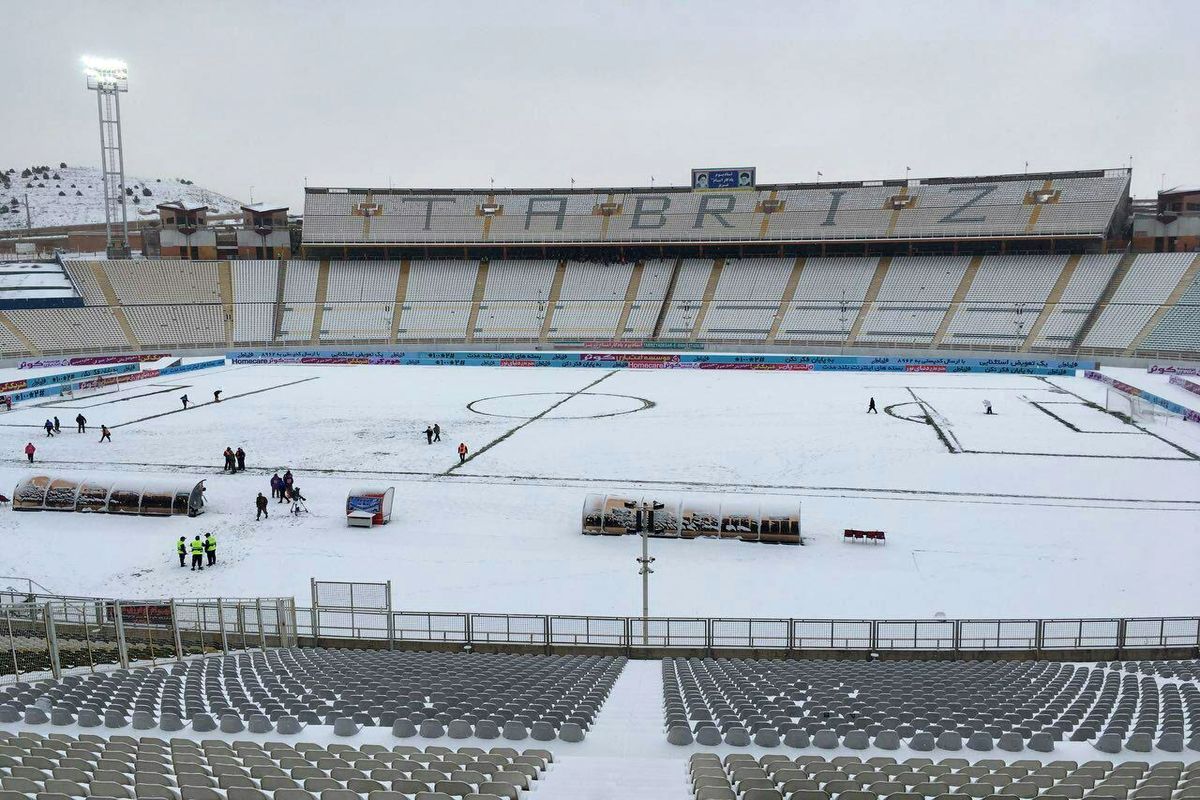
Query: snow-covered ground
xmin=0 ymin=164 xmax=243 ymax=230
xmin=2 ymin=361 xmax=1198 ymax=620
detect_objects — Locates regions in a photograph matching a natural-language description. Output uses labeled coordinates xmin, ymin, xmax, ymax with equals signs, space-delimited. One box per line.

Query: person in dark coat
xmin=235 ymin=447 xmax=246 ymax=472
xmin=281 ymin=470 xmax=294 ymax=502
xmin=213 ymin=389 xmax=222 ymax=402
xmin=425 ymin=426 xmax=434 ymax=444
xmin=181 ymin=394 xmax=189 ymax=409
xmin=98 ymin=425 xmax=111 ymax=443
xmin=270 ymin=473 xmax=283 ymax=499
xmin=256 ymin=492 xmax=269 ymax=520
xmin=53 ymin=416 xmax=61 ymax=433
xmin=75 ymin=413 xmax=87 ymax=433
xmin=867 ymin=397 xmax=877 ymax=414
xmin=44 ymin=419 xmax=54 ymax=437
xmin=433 ymin=423 xmax=441 ymax=442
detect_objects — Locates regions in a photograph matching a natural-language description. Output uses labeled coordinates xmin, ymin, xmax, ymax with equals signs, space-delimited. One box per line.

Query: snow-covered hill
xmin=0 ymin=162 xmax=243 ymax=231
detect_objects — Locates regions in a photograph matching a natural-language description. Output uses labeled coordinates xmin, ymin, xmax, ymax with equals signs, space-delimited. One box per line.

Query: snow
xmin=0 ymin=165 xmax=242 ymax=231
xmin=1 ymin=362 xmax=1197 ymax=623
xmin=0 ymin=261 xmax=77 ymax=299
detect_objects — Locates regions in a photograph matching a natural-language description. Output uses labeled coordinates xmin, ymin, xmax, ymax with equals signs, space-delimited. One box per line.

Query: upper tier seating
xmin=663 ymin=657 xmax=1200 ymax=753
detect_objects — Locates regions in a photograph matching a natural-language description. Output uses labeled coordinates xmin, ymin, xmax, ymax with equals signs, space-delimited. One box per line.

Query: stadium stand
xmin=686 ymin=752 xmax=1200 ymax=800
xmin=0 ymin=649 xmax=624 ymax=743
xmin=662 ymin=657 xmax=1199 ymax=752
xmin=301 ymin=171 xmax=1130 ymax=249
xmin=0 ymin=245 xmax=1183 ymax=359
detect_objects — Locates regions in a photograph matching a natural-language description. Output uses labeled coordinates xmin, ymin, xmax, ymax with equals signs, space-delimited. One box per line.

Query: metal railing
xmin=1 ymin=596 xmax=297 ymax=686
xmin=291 ymin=606 xmax=1200 ymax=656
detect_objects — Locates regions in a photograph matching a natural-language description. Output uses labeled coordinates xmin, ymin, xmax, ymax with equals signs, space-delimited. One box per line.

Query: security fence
xmin=291 ymin=603 xmax=1200 ymax=656
xmin=1 ymin=597 xmax=296 ymax=686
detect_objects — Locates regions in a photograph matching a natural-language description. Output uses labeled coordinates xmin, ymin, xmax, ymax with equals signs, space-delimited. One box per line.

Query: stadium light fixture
xmin=82 ymin=55 xmax=129 ymax=90
xmin=82 ymin=55 xmax=131 ymax=257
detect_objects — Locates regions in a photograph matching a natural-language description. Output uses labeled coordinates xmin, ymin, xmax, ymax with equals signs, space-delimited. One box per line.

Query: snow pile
xmin=0 ymin=163 xmax=243 ymax=231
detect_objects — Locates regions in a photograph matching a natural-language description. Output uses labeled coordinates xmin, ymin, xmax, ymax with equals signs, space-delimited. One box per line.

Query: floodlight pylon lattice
xmin=83 ymin=56 xmax=131 ymax=258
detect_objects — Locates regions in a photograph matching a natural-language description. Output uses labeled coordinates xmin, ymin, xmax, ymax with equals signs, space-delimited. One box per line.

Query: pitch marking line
xmin=444 ymin=370 xmax=619 ymax=474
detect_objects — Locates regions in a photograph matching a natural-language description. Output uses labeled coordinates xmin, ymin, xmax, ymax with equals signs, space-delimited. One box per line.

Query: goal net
xmin=1106 ymin=387 xmax=1174 ymax=425
xmin=62 ymin=375 xmax=123 ymax=400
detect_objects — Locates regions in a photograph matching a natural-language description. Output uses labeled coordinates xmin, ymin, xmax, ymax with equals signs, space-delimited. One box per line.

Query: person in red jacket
xmin=24 ymin=442 xmax=35 ymax=463
xmin=457 ymin=442 xmax=468 ymax=464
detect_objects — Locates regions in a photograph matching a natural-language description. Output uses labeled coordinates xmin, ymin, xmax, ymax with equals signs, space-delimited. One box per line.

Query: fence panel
xmin=470 ymin=614 xmax=547 ymax=645
xmin=1125 ymin=617 xmax=1200 ymax=648
xmin=792 ymin=619 xmax=873 ymax=649
xmin=876 ymin=620 xmax=956 ymax=650
xmin=1042 ymin=618 xmax=1120 ymax=649
xmin=392 ymin=612 xmax=468 ymax=643
xmin=959 ymin=619 xmax=1039 ymax=649
xmin=710 ymin=618 xmax=790 ymax=649
xmin=549 ymin=616 xmax=626 ymax=647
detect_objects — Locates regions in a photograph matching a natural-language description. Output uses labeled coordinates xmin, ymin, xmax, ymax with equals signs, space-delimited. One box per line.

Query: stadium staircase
xmin=87 ymin=262 xmax=140 ymax=350
xmin=1021 ymin=253 xmax=1083 ymax=352
xmin=845 ymin=256 xmax=893 ymax=345
xmin=766 ymin=256 xmax=806 ymax=344
xmin=0 ymin=313 xmax=39 ymax=355
xmin=1123 ymin=252 xmax=1200 ymax=355
xmin=218 ymin=260 xmax=236 ymax=346
xmin=615 ymin=260 xmax=645 ymax=339
xmin=1071 ymin=251 xmax=1138 ymax=351
xmin=538 ymin=260 xmax=568 ymax=341
xmin=688 ymin=258 xmax=725 ymax=341
xmin=930 ymin=255 xmax=984 ymax=348
xmin=464 ymin=259 xmax=489 ymax=343
xmin=651 ymin=258 xmax=684 ymax=339
xmin=309 ymin=260 xmax=331 ymax=344
xmin=388 ymin=259 xmax=411 ymax=343
xmin=271 ymin=260 xmax=288 ymax=340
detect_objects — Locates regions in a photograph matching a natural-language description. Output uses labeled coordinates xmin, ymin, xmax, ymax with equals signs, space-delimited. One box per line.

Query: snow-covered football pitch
xmin=2 ymin=360 xmax=1198 ymax=621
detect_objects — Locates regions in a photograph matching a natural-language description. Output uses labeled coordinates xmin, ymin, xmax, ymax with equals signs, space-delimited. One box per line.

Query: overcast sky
xmin=3 ymin=0 xmax=1197 ymax=210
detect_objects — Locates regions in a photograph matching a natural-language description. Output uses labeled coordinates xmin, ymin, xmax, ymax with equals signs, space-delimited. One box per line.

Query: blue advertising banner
xmin=692 ymin=167 xmax=755 ymax=190
xmin=227 ymin=350 xmax=1092 ymax=376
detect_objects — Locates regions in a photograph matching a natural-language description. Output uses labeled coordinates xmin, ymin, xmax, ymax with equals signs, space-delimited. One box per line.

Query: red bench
xmin=844 ymin=529 xmax=885 ymax=544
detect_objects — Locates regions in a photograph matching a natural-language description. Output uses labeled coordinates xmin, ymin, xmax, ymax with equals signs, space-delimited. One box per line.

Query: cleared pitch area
xmin=3 ymin=361 xmax=1198 ymax=620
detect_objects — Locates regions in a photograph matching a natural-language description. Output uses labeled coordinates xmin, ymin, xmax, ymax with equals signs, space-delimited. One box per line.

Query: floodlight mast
xmin=83 ymin=56 xmax=130 ymax=258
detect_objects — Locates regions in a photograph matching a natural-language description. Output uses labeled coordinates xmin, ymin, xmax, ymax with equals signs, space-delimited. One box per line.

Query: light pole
xmin=82 ymin=56 xmax=130 ymax=258
xmin=625 ymin=499 xmax=662 ymax=646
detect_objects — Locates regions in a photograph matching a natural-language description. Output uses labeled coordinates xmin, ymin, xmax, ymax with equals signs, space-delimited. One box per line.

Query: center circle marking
xmin=467 ymin=392 xmax=655 ymax=420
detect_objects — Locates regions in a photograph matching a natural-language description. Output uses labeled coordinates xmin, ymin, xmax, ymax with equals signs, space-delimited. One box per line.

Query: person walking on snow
xmin=204 ymin=533 xmax=216 ymax=566
xmin=177 ymin=536 xmax=187 ymax=567
xmin=75 ymin=413 xmax=87 ymax=433
xmin=424 ymin=426 xmax=433 ymax=445
xmin=189 ymin=536 xmax=204 ymax=571
xmin=433 ymin=423 xmax=441 ymax=442
xmin=44 ymin=419 xmax=54 ymax=437
xmin=983 ymin=399 xmax=994 ymax=415
xmin=213 ymin=389 xmax=222 ymax=403
xmin=867 ymin=397 xmax=877 ymax=414
xmin=223 ymin=447 xmax=235 ymax=472
xmin=270 ymin=473 xmax=283 ymax=499
xmin=256 ymin=492 xmax=269 ymax=520
xmin=99 ymin=425 xmax=111 ymax=443
xmin=53 ymin=416 xmax=61 ymax=433
xmin=457 ymin=442 xmax=468 ymax=464
xmin=24 ymin=442 xmax=35 ymax=463
xmin=281 ymin=470 xmax=294 ymax=502
xmin=181 ymin=395 xmax=189 ymax=409
xmin=235 ymin=447 xmax=246 ymax=472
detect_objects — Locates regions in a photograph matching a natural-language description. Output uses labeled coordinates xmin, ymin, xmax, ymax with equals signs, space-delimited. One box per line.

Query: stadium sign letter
xmin=403 ymin=198 xmax=457 ymax=230
xmin=630 ymin=196 xmax=670 ymax=229
xmin=525 ymin=196 xmax=568 ymax=230
xmin=694 ymin=194 xmax=736 ymax=229
xmin=938 ymin=184 xmax=997 ymax=224
xmin=822 ymin=190 xmax=847 ymax=226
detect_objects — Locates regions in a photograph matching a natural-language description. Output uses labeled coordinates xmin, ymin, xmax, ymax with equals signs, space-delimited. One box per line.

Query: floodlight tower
xmin=83 ymin=56 xmax=131 ymax=258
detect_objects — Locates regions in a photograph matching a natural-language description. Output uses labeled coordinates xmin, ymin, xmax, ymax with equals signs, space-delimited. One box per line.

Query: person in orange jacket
xmin=457 ymin=442 xmax=468 ymax=464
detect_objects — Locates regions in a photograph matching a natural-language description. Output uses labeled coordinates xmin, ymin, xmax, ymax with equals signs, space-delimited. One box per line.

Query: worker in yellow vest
xmin=190 ymin=535 xmax=205 ymax=571
xmin=204 ymin=533 xmax=217 ymax=567
xmin=177 ymin=536 xmax=187 ymax=568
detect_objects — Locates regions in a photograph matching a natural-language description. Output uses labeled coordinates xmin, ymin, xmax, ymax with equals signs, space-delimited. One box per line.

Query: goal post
xmin=63 ymin=375 xmax=123 ymax=400
xmin=1105 ymin=386 xmax=1174 ymax=424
